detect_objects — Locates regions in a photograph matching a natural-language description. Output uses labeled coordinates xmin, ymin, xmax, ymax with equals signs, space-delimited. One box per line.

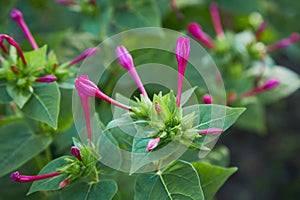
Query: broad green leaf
xmin=183 ymin=104 xmax=246 ymax=131
xmin=56 ymin=88 xmax=73 ymax=132
xmin=46 ymin=180 xmax=118 ymax=200
xmin=180 ymin=86 xmax=197 ymax=106
xmin=135 ymin=160 xmax=204 ymax=200
xmin=6 ymin=83 xmax=32 ymax=108
xmin=23 ymin=45 xmax=47 ymax=69
xmin=22 ymin=82 xmax=60 ymax=129
xmin=62 ymin=180 xmax=117 ymax=200
xmin=0 ymin=81 xmax=12 ymax=103
xmin=192 ymin=162 xmax=238 ymax=200
xmin=27 ymin=156 xmax=70 ymax=195
xmin=0 ymin=122 xmax=52 ymax=177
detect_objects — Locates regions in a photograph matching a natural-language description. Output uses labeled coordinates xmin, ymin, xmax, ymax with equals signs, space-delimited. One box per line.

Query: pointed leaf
xmin=22 ymin=82 xmax=60 ymax=129
xmin=192 ymin=162 xmax=238 ymax=200
xmin=6 ymin=83 xmax=32 ymax=108
xmin=0 ymin=122 xmax=52 ymax=177
xmin=135 ymin=160 xmax=204 ymax=200
xmin=0 ymin=81 xmax=12 ymax=103
xmin=23 ymin=45 xmax=47 ymax=69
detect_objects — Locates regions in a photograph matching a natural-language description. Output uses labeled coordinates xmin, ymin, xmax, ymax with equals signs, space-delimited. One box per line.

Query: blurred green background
xmin=0 ymin=0 xmax=299 ymax=199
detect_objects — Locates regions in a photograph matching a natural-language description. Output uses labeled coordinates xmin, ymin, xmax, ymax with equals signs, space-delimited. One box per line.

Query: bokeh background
xmin=0 ymin=0 xmax=299 ymax=199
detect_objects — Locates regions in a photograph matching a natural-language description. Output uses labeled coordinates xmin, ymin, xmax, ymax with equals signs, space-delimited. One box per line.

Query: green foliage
xmin=192 ymin=161 xmax=238 ymax=200
xmin=135 ymin=160 xmax=205 ymax=199
xmin=0 ymin=122 xmax=52 ymax=177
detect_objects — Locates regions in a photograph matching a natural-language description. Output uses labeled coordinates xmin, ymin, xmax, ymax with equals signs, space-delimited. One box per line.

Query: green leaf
xmin=6 ymin=83 xmax=32 ymax=108
xmin=183 ymin=104 xmax=246 ymax=131
xmin=0 ymin=122 xmax=52 ymax=177
xmin=135 ymin=160 xmax=204 ymax=200
xmin=22 ymin=82 xmax=60 ymax=129
xmin=180 ymin=86 xmax=197 ymax=106
xmin=23 ymin=45 xmax=47 ymax=69
xmin=59 ymin=180 xmax=117 ymax=200
xmin=0 ymin=81 xmax=12 ymax=103
xmin=192 ymin=162 xmax=238 ymax=200
xmin=27 ymin=156 xmax=70 ymax=195
xmin=56 ymin=88 xmax=73 ymax=132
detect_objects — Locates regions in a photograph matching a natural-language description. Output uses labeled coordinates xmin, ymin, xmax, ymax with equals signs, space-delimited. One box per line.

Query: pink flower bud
xmin=170 ymin=0 xmax=184 ymax=20
xmin=261 ymin=78 xmax=280 ymax=90
xmin=59 ymin=178 xmax=70 ymax=189
xmin=116 ymin=46 xmax=148 ymax=98
xmin=210 ymin=3 xmax=224 ymax=38
xmin=71 ymin=146 xmax=82 ymax=161
xmin=188 ymin=23 xmax=215 ymax=49
xmin=35 ymin=75 xmax=57 ymax=83
xmin=10 ymin=171 xmax=60 ymax=182
xmin=146 ymin=137 xmax=161 ymax=151
xmin=69 ymin=47 xmax=99 ymax=67
xmin=176 ymin=36 xmax=190 ymax=107
xmin=199 ymin=128 xmax=223 ymax=135
xmin=0 ymin=34 xmax=26 ymax=65
xmin=256 ymin=22 xmax=267 ymax=40
xmin=154 ymin=102 xmax=162 ymax=115
xmin=267 ymin=33 xmax=300 ymax=51
xmin=10 ymin=9 xmax=38 ymax=50
xmin=202 ymin=94 xmax=213 ymax=104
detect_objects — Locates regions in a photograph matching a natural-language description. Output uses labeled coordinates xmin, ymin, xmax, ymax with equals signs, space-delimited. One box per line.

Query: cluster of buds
xmin=186 ymin=2 xmax=296 ymax=105
xmin=11 ymin=143 xmax=97 ymax=189
xmin=75 ymin=36 xmax=224 ymax=152
xmin=0 ymin=9 xmax=98 ymax=88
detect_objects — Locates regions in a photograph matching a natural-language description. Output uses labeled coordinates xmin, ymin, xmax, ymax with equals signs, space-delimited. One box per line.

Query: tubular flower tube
xmin=55 ymin=0 xmax=77 ymax=6
xmin=256 ymin=22 xmax=267 ymax=40
xmin=188 ymin=23 xmax=215 ymax=49
xmin=10 ymin=171 xmax=60 ymax=183
xmin=267 ymin=33 xmax=300 ymax=51
xmin=75 ymin=75 xmax=131 ymax=140
xmin=116 ymin=46 xmax=148 ymax=98
xmin=199 ymin=128 xmax=223 ymax=135
xmin=0 ymin=34 xmax=26 ymax=65
xmin=10 ymin=9 xmax=38 ymax=50
xmin=209 ymin=3 xmax=225 ymax=39
xmin=0 ymin=42 xmax=8 ymax=54
xmin=71 ymin=146 xmax=82 ymax=161
xmin=35 ymin=74 xmax=57 ymax=83
xmin=170 ymin=0 xmax=184 ymax=20
xmin=240 ymin=78 xmax=280 ymax=98
xmin=68 ymin=47 xmax=99 ymax=67
xmin=146 ymin=136 xmax=161 ymax=151
xmin=202 ymin=94 xmax=213 ymax=104
xmin=175 ymin=36 xmax=190 ymax=107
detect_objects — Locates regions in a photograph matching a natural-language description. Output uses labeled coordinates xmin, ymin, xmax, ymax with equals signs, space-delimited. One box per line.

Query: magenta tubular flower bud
xmin=261 ymin=78 xmax=280 ymax=90
xmin=199 ymin=128 xmax=223 ymax=135
xmin=188 ymin=23 xmax=215 ymax=49
xmin=55 ymin=0 xmax=77 ymax=6
xmin=116 ymin=46 xmax=148 ymax=98
xmin=0 ymin=34 xmax=26 ymax=65
xmin=69 ymin=47 xmax=99 ymax=67
xmin=71 ymin=146 xmax=82 ymax=161
xmin=176 ymin=36 xmax=190 ymax=107
xmin=35 ymin=74 xmax=57 ymax=83
xmin=154 ymin=102 xmax=162 ymax=115
xmin=256 ymin=22 xmax=267 ymax=40
xmin=202 ymin=94 xmax=213 ymax=104
xmin=59 ymin=178 xmax=70 ymax=189
xmin=10 ymin=9 xmax=38 ymax=50
xmin=146 ymin=136 xmax=161 ymax=151
xmin=75 ymin=75 xmax=131 ymax=140
xmin=0 ymin=42 xmax=8 ymax=54
xmin=10 ymin=171 xmax=60 ymax=182
xmin=210 ymin=3 xmax=225 ymax=39
xmin=267 ymin=33 xmax=300 ymax=51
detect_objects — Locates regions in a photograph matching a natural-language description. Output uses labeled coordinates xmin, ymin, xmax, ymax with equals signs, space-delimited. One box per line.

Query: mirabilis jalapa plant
xmin=10 ymin=36 xmax=245 ymax=199
xmin=0 ymin=8 xmax=99 ymax=129
xmin=188 ymin=2 xmax=300 ymax=133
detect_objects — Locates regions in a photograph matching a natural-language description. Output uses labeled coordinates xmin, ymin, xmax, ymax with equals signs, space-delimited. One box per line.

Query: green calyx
xmin=131 ymin=91 xmax=198 ymax=148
